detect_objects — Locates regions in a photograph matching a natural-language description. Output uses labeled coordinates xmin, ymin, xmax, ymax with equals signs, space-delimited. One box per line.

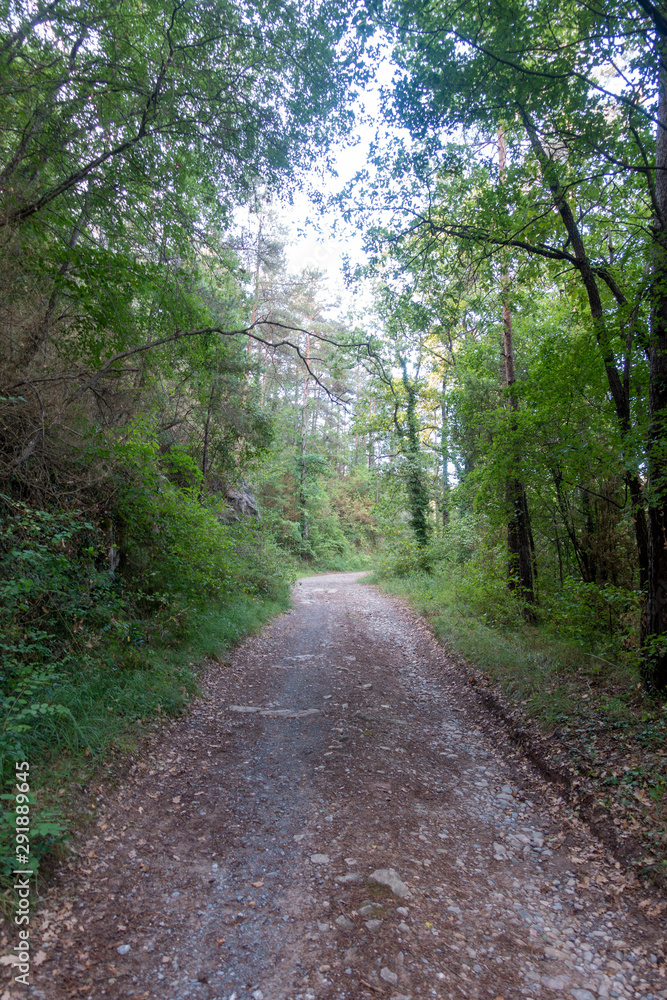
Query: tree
xmin=375 ymin=0 xmax=667 ymax=686
xmin=0 ymin=0 xmax=367 ymax=495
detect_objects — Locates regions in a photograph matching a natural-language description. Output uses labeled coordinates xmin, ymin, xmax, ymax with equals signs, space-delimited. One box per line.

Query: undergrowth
xmin=0 ymin=454 xmax=293 ymax=903
xmin=371 ymin=536 xmax=667 ymax=866
xmin=0 ymin=588 xmax=290 ymax=907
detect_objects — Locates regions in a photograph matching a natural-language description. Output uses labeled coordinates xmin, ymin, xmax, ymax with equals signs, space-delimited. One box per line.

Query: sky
xmin=274 ymin=57 xmax=397 ymax=321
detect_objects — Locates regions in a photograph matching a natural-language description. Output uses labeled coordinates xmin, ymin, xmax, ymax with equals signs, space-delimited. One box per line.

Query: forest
xmin=3 ymin=0 xmax=667 ymax=882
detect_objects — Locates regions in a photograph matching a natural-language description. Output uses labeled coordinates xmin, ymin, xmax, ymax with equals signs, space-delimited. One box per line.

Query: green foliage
xmin=0 ymin=795 xmax=67 ymax=881
xmin=371 ymin=530 xmax=642 ymax=717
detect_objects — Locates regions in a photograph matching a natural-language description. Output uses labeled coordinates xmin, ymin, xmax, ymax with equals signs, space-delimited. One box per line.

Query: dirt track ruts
xmin=10 ymin=572 xmax=667 ymax=1000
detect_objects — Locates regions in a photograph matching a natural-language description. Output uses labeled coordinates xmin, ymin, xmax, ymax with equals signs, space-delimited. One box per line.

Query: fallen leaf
xmin=251 ymin=881 xmax=264 ymax=888
xmin=33 ymin=950 xmax=47 ymax=966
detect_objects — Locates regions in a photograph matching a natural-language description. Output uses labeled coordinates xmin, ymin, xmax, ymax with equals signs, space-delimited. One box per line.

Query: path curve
xmin=15 ymin=573 xmax=667 ymax=1000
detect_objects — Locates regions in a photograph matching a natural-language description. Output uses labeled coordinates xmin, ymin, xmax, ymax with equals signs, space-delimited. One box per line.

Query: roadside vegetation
xmin=0 ymin=0 xmax=377 ymax=899
xmin=3 ymin=0 xmax=667 ymax=900
xmin=372 ymin=523 xmax=667 ymax=872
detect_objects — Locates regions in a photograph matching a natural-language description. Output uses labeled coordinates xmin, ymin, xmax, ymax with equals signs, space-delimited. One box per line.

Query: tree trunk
xmin=499 ymin=127 xmax=537 ymax=610
xmin=519 ymin=106 xmax=650 ymax=605
xmin=644 ymin=34 xmax=667 ymax=691
xmin=399 ymin=357 xmax=430 ymax=547
xmin=248 ymin=214 xmax=262 ymax=363
xmin=441 ymin=376 xmax=449 ymax=527
xmin=299 ymin=330 xmax=311 ymax=545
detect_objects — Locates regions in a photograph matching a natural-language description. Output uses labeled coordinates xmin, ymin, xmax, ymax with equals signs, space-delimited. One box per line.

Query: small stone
xmin=252 ymin=992 xmax=264 ymax=1000
xmin=396 ymin=906 xmax=409 ymax=916
xmin=380 ymin=968 xmax=398 ymax=985
xmin=310 ymin=854 xmax=330 ymax=864
xmin=319 ymin=965 xmax=331 ymax=973
xmin=398 ymin=921 xmax=410 ymax=933
xmin=335 ymin=873 xmax=362 ymax=884
xmin=365 ymin=919 xmax=383 ymax=932
xmin=317 ymin=922 xmax=330 ymax=932
xmin=358 ymin=905 xmax=377 ymax=916
xmin=116 ymin=944 xmax=131 ymax=956
xmin=493 ymin=843 xmax=508 ymax=860
xmin=542 ymin=975 xmax=570 ymax=990
xmin=369 ymin=868 xmax=410 ymax=897
xmin=335 ymin=915 xmax=355 ymax=931
xmin=569 ymin=991 xmax=595 ymax=1000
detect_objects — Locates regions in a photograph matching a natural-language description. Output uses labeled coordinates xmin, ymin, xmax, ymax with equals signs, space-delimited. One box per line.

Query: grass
xmin=370 ymin=558 xmax=667 ymax=870
xmin=295 ymin=553 xmax=374 ymax=576
xmin=31 ymin=593 xmax=288 ymax=763
xmin=0 ymin=589 xmax=291 ymax=906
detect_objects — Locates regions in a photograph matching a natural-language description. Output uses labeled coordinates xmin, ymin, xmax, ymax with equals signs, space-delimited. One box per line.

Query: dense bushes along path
xmin=11 ymin=574 xmax=667 ymax=1000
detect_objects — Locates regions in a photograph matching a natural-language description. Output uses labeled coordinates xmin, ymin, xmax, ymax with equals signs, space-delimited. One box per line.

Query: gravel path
xmin=11 ymin=572 xmax=667 ymax=1000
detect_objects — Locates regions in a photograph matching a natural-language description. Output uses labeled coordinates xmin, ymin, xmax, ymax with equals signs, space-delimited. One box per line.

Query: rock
xmin=396 ymin=906 xmax=409 ymax=916
xmin=569 ymin=992 xmax=595 ymax=1000
xmin=317 ymin=922 xmax=330 ymax=932
xmin=335 ymin=873 xmax=362 ymax=884
xmin=542 ymin=975 xmax=570 ymax=990
xmin=252 ymin=992 xmax=264 ymax=1000
xmin=319 ymin=964 xmax=331 ymax=973
xmin=493 ymin=843 xmax=509 ymax=860
xmin=117 ymin=944 xmax=131 ymax=956
xmin=335 ymin=915 xmax=355 ymax=931
xmin=380 ymin=968 xmax=399 ymax=986
xmin=223 ymin=483 xmax=261 ymax=519
xmin=365 ymin=919 xmax=383 ymax=932
xmin=369 ymin=868 xmax=410 ymax=897
xmin=398 ymin=921 xmax=411 ymax=933
xmin=310 ymin=854 xmax=330 ymax=864
xmin=358 ymin=904 xmax=378 ymax=915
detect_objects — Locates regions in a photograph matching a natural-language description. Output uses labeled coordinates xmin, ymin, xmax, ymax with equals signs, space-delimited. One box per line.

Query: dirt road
xmin=13 ymin=573 xmax=667 ymax=999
